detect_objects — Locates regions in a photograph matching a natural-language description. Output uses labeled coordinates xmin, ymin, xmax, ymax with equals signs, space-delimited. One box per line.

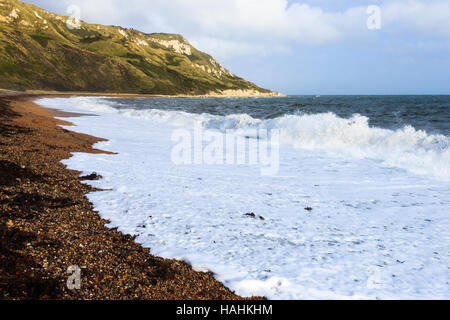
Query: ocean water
xmin=36 ymin=96 xmax=450 ymax=299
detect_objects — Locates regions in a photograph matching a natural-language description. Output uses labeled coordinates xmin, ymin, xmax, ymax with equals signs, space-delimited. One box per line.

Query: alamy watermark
xmin=67 ymin=265 xmax=84 ymax=290
xmin=66 ymin=5 xmax=81 ymax=30
xmin=171 ymin=125 xmax=280 ymax=176
xmin=366 ymin=266 xmax=392 ymax=290
xmin=367 ymin=2 xmax=382 ymax=30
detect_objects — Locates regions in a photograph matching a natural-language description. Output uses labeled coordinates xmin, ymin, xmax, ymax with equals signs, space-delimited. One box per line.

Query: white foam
xmin=39 ymin=97 xmax=450 ymax=181
xmin=36 ymin=97 xmax=450 ymax=299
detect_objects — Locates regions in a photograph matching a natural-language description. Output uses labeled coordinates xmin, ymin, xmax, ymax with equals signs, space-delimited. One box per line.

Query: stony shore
xmin=0 ymin=92 xmax=263 ymax=300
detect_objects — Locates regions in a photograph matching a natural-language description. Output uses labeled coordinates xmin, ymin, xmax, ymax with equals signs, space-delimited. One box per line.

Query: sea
xmin=36 ymin=95 xmax=450 ymax=299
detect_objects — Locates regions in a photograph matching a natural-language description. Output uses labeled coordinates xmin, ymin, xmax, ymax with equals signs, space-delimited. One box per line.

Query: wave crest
xmin=39 ymin=97 xmax=450 ymax=180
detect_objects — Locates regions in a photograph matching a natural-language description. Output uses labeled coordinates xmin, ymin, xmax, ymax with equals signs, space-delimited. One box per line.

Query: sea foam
xmin=35 ymin=97 xmax=450 ymax=299
xmin=40 ymin=97 xmax=450 ymax=181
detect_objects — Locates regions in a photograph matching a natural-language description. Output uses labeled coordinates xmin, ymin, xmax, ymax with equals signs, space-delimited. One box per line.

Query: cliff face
xmin=0 ymin=0 xmax=281 ymax=96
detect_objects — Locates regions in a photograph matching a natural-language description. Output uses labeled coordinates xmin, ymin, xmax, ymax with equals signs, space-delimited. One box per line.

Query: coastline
xmin=0 ymin=91 xmax=261 ymax=300
xmin=4 ymin=89 xmax=286 ymax=99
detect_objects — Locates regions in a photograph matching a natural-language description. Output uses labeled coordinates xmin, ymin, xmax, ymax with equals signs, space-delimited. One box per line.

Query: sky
xmin=24 ymin=0 xmax=450 ymax=95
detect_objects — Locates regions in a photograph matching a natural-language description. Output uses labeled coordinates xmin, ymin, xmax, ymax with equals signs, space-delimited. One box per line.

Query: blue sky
xmin=25 ymin=0 xmax=450 ymax=95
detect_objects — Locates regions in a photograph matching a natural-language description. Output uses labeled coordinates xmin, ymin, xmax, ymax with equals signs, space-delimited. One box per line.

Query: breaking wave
xmin=40 ymin=97 xmax=450 ymax=180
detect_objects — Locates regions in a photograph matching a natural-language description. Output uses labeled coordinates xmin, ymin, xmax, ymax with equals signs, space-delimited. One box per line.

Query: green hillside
xmin=0 ymin=0 xmax=279 ymax=95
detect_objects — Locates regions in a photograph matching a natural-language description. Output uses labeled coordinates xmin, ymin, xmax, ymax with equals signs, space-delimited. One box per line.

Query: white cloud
xmin=383 ymin=0 xmax=450 ymax=37
xmin=27 ymin=0 xmax=450 ymax=58
xmin=143 ymin=0 xmax=360 ymax=43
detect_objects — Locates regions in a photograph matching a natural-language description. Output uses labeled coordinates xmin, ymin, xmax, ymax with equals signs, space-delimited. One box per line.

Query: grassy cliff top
xmin=0 ymin=0 xmax=280 ymax=96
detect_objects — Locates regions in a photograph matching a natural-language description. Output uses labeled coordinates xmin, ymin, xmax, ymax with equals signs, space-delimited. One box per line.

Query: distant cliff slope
xmin=0 ymin=0 xmax=282 ymax=96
